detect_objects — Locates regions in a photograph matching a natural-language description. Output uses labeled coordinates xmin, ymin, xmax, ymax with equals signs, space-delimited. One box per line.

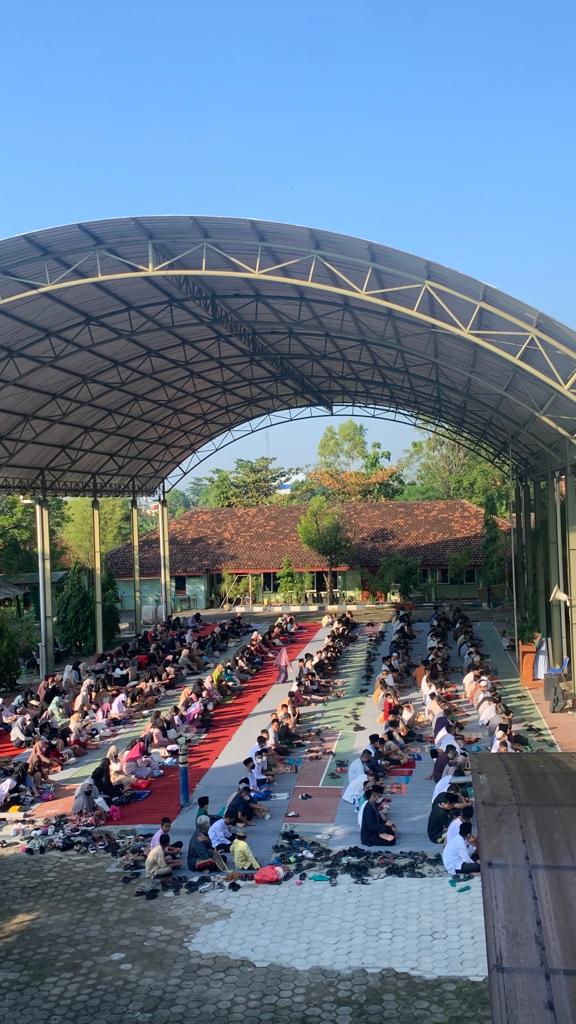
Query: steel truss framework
xmin=0 ymin=215 xmax=575 ymax=496
xmin=166 ymin=404 xmax=506 ymax=489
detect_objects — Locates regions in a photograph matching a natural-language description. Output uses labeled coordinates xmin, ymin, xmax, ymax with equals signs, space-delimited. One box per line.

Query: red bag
xmin=133 ymin=779 xmax=151 ymax=790
xmin=254 ymin=865 xmax=284 ymax=885
xmin=107 ymin=805 xmax=122 ymax=822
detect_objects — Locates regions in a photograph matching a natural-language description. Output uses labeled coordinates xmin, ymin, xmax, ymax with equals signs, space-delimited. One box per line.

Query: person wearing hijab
xmin=71 ymin=779 xmax=104 ymax=816
xmin=121 ymin=737 xmax=153 ymax=778
xmin=91 ymin=758 xmax=123 ymax=801
xmin=106 ymin=745 xmax=136 ymax=787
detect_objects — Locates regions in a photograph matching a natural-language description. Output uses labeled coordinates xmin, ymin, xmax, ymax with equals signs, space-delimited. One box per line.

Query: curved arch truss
xmin=164 ymin=404 xmax=507 ymax=491
xmin=0 ymin=216 xmax=574 ymax=496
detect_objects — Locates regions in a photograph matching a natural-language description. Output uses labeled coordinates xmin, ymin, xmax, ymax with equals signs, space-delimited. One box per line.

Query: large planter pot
xmin=518 ymin=642 xmax=537 ymax=685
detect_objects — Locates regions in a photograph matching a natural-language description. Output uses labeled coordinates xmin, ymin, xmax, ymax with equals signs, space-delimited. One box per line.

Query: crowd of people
xmin=143 ymin=612 xmax=364 ymax=885
xmin=0 ymin=612 xmax=258 ymax=813
xmin=1 ymin=596 xmax=537 ymax=891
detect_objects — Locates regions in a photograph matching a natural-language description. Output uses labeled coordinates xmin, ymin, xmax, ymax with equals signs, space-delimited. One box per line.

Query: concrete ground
xmin=0 ymin=845 xmax=491 ymax=1024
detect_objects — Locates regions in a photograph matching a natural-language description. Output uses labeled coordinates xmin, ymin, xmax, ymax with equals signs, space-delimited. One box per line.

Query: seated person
xmin=227 ymin=784 xmax=270 ymax=822
xmin=145 ymin=833 xmax=178 ymax=878
xmin=242 ymin=757 xmax=271 ymax=800
xmin=187 ymin=821 xmax=228 ymax=871
xmin=150 ymin=816 xmax=184 ymax=863
xmin=195 ymin=794 xmax=218 ymax=826
xmin=427 ymin=790 xmax=467 ymax=844
xmin=208 ymin=813 xmax=235 ymax=852
xmin=442 ymin=821 xmax=480 ymax=875
xmin=446 ymin=804 xmax=474 ymax=841
xmin=230 ymin=825 xmax=261 ymax=870
xmin=360 ymin=786 xmax=398 ymax=846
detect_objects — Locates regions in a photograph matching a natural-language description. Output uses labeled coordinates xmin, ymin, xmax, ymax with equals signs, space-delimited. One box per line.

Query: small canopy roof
xmin=0 ymin=216 xmax=574 ymax=496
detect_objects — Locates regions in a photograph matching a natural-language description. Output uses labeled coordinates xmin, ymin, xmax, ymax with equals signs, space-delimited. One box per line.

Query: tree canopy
xmin=397 ymin=434 xmax=508 ymax=513
xmin=0 ymin=496 xmax=67 ymax=575
xmin=297 ymin=497 xmax=351 ymax=603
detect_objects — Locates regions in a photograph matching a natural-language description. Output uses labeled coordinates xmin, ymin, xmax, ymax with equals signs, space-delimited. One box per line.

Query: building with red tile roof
xmin=107 ymin=500 xmax=508 ymax=615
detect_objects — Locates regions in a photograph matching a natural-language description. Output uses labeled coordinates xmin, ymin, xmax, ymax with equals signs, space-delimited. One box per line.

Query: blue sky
xmin=1 ymin=0 xmax=575 ymax=475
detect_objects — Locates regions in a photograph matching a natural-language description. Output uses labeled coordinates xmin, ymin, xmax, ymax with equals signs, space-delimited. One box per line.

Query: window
xmin=464 ymin=567 xmax=477 ymax=584
xmin=174 ymin=575 xmax=187 ymax=595
xmin=438 ymin=568 xmax=449 ymax=584
xmin=418 ymin=568 xmax=429 ymax=584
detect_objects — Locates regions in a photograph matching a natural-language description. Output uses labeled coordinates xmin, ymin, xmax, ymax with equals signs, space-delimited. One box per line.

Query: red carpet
xmin=0 ymin=732 xmax=22 ymax=759
xmin=117 ymin=621 xmax=321 ymax=825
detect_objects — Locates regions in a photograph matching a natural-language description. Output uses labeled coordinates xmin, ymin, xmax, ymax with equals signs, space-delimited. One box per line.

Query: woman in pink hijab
xmin=274 ymin=646 xmax=292 ymax=686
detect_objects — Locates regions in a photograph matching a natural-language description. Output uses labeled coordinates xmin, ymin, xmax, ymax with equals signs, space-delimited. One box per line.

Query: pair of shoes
xmin=298 ymin=793 xmax=312 ymax=801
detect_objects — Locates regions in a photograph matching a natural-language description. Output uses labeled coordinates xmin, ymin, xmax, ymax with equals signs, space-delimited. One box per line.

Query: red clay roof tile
xmin=106 ymin=500 xmax=507 ymax=577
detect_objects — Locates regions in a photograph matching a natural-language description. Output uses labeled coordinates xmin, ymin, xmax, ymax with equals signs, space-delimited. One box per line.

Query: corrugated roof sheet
xmin=0 ymin=216 xmax=573 ymax=496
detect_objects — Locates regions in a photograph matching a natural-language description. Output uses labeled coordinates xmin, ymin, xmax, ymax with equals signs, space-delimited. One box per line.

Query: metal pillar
xmin=555 ymin=474 xmax=568 ymax=661
xmin=130 ymin=497 xmax=141 ymax=634
xmin=533 ymin=477 xmax=547 ymax=637
xmin=508 ymin=459 xmax=519 ymax=662
xmin=35 ymin=498 xmax=54 ymax=677
xmin=514 ymin=482 xmax=526 ymax=617
xmin=564 ymin=466 xmax=576 ymax=690
xmin=523 ymin=481 xmax=535 ymax=621
xmin=92 ymin=496 xmax=104 ymax=653
xmin=158 ymin=495 xmax=172 ymax=620
xmin=547 ymin=473 xmax=564 ymax=665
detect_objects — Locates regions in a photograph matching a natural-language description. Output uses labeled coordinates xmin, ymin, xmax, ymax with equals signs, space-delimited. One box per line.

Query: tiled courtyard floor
xmin=0 ymin=845 xmax=491 ymax=1024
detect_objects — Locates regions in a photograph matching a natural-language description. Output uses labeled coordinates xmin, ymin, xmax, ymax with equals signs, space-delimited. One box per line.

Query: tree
xmin=447 ymin=548 xmax=473 ymax=584
xmin=166 ymin=489 xmax=191 ymax=518
xmin=186 ymin=478 xmax=211 ymax=507
xmin=62 ymin=498 xmax=131 ymax=565
xmin=55 ymin=565 xmax=94 ymax=653
xmin=297 ymin=497 xmax=351 ymax=604
xmin=229 ymin=458 xmax=298 ymax=506
xmin=102 ymin=564 xmax=120 ymax=647
xmin=481 ymin=494 xmax=507 ymax=606
xmin=372 ymin=555 xmax=419 ymax=601
xmin=276 ymin=558 xmax=299 ymax=602
xmin=317 ymin=420 xmax=368 ymax=472
xmin=0 ymin=610 xmax=22 ymax=689
xmin=397 ymin=434 xmax=508 ymax=513
xmin=0 ymin=495 xmax=68 ymax=574
xmin=201 ymin=469 xmax=236 ymax=508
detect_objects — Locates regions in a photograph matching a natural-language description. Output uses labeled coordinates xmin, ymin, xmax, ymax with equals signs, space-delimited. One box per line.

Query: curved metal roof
xmin=0 ymin=215 xmax=574 ymax=496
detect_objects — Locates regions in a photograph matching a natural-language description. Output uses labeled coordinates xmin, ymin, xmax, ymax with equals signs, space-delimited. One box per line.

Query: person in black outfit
xmin=360 ymin=787 xmax=398 ymax=846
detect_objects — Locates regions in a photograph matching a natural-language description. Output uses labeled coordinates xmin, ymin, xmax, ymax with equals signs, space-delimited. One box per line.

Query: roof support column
xmin=547 ymin=473 xmax=564 ymax=665
xmin=564 ymin=465 xmax=576 ymax=691
xmin=523 ymin=481 xmax=535 ymax=622
xmin=514 ymin=482 xmax=526 ymax=618
xmin=35 ymin=497 xmax=54 ymax=678
xmin=158 ymin=491 xmax=171 ymax=621
xmin=130 ymin=494 xmax=141 ymax=635
xmin=92 ymin=492 xmax=104 ymax=654
xmin=532 ymin=477 xmax=548 ymax=639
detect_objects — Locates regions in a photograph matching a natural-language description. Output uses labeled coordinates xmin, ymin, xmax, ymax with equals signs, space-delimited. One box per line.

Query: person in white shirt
xmin=348 ymin=751 xmax=372 ymax=783
xmin=436 ymin=732 xmax=463 ymax=754
xmin=111 ymin=692 xmax=128 ymax=718
xmin=446 ymin=805 xmax=474 ymax=842
xmin=431 ymin=775 xmax=454 ymax=803
xmin=208 ymin=814 xmax=234 ymax=851
xmin=442 ymin=821 xmax=480 ymax=875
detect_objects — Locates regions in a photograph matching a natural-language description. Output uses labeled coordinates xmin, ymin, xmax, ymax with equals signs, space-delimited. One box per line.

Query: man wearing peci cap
xmin=230 ymin=825 xmax=260 ymax=870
